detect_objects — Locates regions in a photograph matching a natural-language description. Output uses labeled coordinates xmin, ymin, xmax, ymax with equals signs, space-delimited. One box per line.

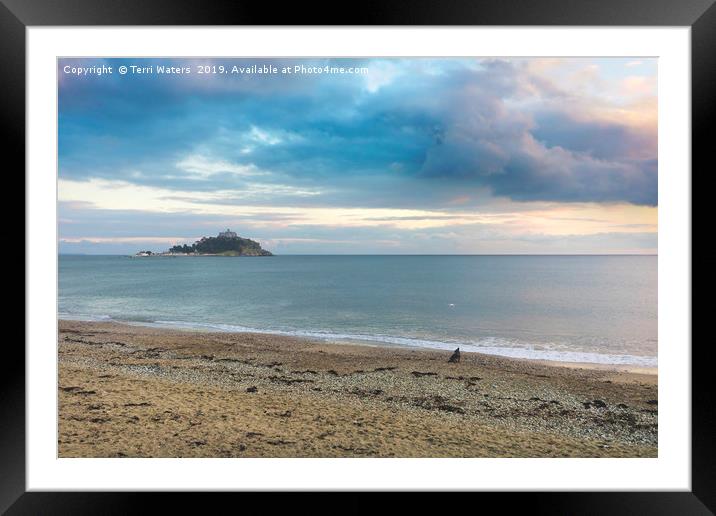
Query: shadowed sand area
xmin=58 ymin=320 xmax=657 ymax=458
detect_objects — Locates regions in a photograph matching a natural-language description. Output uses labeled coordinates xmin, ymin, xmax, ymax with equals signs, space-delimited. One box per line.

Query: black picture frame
xmin=7 ymin=0 xmax=713 ymax=513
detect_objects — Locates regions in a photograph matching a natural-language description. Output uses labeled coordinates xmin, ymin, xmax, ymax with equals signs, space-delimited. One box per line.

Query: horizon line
xmin=58 ymin=253 xmax=659 ymax=257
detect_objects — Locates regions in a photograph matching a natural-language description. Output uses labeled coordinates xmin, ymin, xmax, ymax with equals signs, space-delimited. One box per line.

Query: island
xmin=135 ymin=229 xmax=273 ymax=257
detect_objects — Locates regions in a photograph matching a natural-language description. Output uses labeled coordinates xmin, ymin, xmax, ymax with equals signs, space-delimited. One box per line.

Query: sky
xmin=58 ymin=57 xmax=657 ymax=255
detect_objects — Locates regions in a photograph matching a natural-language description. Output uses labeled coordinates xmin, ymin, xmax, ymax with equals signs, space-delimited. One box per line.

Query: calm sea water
xmin=59 ymin=255 xmax=657 ymax=366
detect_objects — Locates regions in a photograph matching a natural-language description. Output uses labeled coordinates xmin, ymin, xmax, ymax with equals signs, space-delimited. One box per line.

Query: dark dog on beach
xmin=448 ymin=348 xmax=460 ymax=363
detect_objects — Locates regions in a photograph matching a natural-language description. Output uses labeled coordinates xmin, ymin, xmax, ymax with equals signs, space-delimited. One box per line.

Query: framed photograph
xmin=9 ymin=0 xmax=712 ymax=512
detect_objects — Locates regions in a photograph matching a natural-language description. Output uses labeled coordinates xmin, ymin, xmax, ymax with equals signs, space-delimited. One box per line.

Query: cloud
xmin=59 ymin=57 xmax=657 ymax=209
xmin=175 ymin=155 xmax=266 ymax=179
xmin=249 ymin=126 xmax=282 ymax=145
xmin=58 ymin=178 xmax=656 ymax=240
xmin=412 ymin=63 xmax=657 ymax=205
xmin=60 ymin=236 xmax=193 ymax=244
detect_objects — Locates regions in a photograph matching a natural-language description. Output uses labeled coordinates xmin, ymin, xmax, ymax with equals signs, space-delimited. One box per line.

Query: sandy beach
xmin=58 ymin=320 xmax=657 ymax=458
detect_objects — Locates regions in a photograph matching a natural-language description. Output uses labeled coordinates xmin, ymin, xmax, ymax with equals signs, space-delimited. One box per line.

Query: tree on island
xmin=171 ymin=244 xmax=194 ymax=254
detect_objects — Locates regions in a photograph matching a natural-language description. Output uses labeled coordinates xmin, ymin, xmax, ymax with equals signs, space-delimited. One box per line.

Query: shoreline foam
xmin=58 ymin=313 xmax=658 ymax=370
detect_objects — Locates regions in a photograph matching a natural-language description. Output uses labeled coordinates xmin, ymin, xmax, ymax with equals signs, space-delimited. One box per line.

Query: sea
xmin=58 ymin=255 xmax=657 ymax=367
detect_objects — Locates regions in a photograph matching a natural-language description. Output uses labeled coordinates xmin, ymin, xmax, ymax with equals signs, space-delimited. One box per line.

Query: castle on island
xmin=217 ymin=229 xmax=238 ymax=239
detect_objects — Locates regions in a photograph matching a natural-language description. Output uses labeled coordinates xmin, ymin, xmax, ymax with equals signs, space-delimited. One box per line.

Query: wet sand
xmin=58 ymin=320 xmax=657 ymax=458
